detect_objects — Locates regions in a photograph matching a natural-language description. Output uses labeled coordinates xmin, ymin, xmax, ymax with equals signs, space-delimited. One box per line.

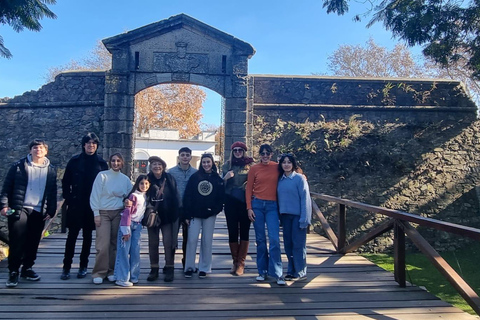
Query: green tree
xmin=0 ymin=0 xmax=57 ymax=58
xmin=322 ymin=0 xmax=480 ymax=80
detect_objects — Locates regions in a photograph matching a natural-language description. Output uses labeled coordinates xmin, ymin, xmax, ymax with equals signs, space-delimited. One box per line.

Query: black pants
xmin=224 ymin=196 xmax=251 ymax=243
xmin=62 ymin=225 xmax=93 ymax=270
xmin=8 ymin=208 xmax=44 ymax=273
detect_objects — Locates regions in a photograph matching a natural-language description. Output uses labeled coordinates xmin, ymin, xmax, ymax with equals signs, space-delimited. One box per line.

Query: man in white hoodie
xmin=0 ymin=139 xmax=57 ymax=287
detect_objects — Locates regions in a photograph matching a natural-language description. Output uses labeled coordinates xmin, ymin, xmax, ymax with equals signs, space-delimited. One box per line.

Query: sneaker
xmin=198 ymin=271 xmax=207 ymax=279
xmin=20 ymin=268 xmax=40 ymax=281
xmin=93 ymin=277 xmax=103 ymax=284
xmin=276 ymin=277 xmax=286 ymax=286
xmin=77 ymin=267 xmax=87 ymax=279
xmin=115 ymin=280 xmax=133 ymax=287
xmin=255 ymin=274 xmax=266 ymax=282
xmin=60 ymin=269 xmax=70 ymax=280
xmin=296 ymin=275 xmax=307 ymax=282
xmin=184 ymin=268 xmax=193 ymax=278
xmin=107 ymin=275 xmax=116 ymax=282
xmin=6 ymin=272 xmax=19 ymax=287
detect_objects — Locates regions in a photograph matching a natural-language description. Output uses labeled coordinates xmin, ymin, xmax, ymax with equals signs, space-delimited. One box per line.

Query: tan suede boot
xmin=229 ymin=242 xmax=240 ymax=275
xmin=235 ymin=240 xmax=249 ymax=276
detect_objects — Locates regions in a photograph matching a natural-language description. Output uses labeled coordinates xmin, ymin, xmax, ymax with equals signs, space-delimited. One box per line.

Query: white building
xmin=134 ymin=129 xmax=218 ymax=176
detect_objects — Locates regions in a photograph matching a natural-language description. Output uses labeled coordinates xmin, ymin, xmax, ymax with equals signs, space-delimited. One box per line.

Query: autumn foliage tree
xmin=45 ymin=40 xmax=207 ymax=136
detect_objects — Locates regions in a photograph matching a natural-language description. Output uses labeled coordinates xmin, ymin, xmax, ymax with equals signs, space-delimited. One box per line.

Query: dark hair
xmin=178 ymin=147 xmax=192 ymax=154
xmin=199 ymin=153 xmax=218 ymax=173
xmin=109 ymin=153 xmax=124 ymax=168
xmin=29 ymin=139 xmax=48 ymax=151
xmin=278 ymin=153 xmax=299 ymax=175
xmin=259 ymin=144 xmax=273 ymax=154
xmin=129 ymin=174 xmax=149 ymax=196
xmin=81 ymin=133 xmax=100 ymax=152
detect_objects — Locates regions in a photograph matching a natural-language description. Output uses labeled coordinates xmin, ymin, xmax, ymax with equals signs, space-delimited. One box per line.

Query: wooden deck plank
xmin=0 ymin=212 xmax=477 ymax=320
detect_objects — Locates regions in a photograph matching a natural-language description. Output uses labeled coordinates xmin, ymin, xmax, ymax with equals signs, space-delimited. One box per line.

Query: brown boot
xmin=235 ymin=240 xmax=249 ymax=276
xmin=229 ymin=242 xmax=239 ymax=275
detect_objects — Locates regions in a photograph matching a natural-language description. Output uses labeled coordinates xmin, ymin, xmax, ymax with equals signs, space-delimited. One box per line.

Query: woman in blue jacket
xmin=277 ymin=153 xmax=311 ymax=281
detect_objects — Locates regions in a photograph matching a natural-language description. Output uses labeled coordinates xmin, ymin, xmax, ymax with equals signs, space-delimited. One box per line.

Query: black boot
xmin=164 ymin=266 xmax=174 ymax=282
xmin=147 ymin=267 xmax=159 ymax=281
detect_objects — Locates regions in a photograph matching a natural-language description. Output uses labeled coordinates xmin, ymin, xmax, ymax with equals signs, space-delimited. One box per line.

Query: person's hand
xmin=124 ymin=199 xmax=132 ymax=207
xmin=185 ymin=219 xmax=190 ymax=226
xmin=224 ymin=170 xmax=234 ymax=180
xmin=94 ymin=216 xmax=101 ymax=228
xmin=122 ymin=234 xmax=131 ymax=241
xmin=43 ymin=214 xmax=52 ymax=221
xmin=0 ymin=208 xmax=8 ymax=216
xmin=248 ymin=209 xmax=255 ymax=222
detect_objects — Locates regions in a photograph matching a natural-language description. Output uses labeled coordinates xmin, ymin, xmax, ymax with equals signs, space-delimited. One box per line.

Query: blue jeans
xmin=281 ymin=214 xmax=307 ymax=278
xmin=114 ymin=221 xmax=142 ymax=282
xmin=252 ymin=198 xmax=283 ymax=278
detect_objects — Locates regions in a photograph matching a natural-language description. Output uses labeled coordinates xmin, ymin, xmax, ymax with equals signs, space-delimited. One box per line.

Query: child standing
xmin=114 ymin=175 xmax=150 ymax=287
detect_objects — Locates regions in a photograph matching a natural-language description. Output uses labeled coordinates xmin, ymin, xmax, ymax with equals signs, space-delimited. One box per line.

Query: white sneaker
xmin=93 ymin=277 xmax=103 ymax=285
xmin=276 ymin=277 xmax=286 ymax=286
xmin=256 ymin=274 xmax=266 ymax=281
xmin=115 ymin=280 xmax=133 ymax=287
xmin=107 ymin=275 xmax=116 ymax=282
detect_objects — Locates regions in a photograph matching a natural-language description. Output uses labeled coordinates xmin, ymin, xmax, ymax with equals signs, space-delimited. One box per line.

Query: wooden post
xmin=338 ymin=204 xmax=346 ymax=253
xmin=394 ymin=220 xmax=406 ymax=287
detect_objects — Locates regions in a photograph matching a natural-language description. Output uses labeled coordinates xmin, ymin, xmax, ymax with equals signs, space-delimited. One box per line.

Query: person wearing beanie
xmin=221 ymin=141 xmax=253 ymax=276
xmin=60 ymin=133 xmax=108 ymax=280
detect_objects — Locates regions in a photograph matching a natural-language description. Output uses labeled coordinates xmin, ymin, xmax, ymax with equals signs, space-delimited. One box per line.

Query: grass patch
xmin=362 ymin=242 xmax=480 ymax=315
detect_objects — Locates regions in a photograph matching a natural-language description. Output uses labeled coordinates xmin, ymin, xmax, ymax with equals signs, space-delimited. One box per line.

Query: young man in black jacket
xmin=0 ymin=139 xmax=57 ymax=287
xmin=60 ymin=133 xmax=108 ymax=280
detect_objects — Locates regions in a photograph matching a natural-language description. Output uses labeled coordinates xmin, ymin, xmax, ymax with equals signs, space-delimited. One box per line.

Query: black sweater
xmin=183 ymin=171 xmax=225 ymax=219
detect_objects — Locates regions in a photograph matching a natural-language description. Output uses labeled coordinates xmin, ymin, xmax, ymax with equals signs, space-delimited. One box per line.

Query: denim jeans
xmin=114 ymin=221 xmax=142 ymax=282
xmin=281 ymin=214 xmax=307 ymax=278
xmin=252 ymin=198 xmax=283 ymax=278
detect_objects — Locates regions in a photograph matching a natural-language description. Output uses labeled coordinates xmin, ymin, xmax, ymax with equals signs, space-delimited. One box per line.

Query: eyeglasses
xmin=260 ymin=152 xmax=271 ymax=156
xmin=233 ymin=148 xmax=244 ymax=153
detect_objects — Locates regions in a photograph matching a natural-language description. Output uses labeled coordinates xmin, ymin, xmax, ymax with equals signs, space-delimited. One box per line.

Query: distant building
xmin=134 ymin=129 xmax=218 ymax=177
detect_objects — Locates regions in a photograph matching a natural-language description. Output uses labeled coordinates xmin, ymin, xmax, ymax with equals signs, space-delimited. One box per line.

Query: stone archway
xmin=101 ymin=14 xmax=255 ymax=174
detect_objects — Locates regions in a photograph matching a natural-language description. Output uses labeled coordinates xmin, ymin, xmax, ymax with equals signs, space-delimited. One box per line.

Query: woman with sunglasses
xmin=277 ymin=153 xmax=312 ymax=282
xmin=246 ymin=144 xmax=285 ymax=286
xmin=222 ymin=142 xmax=254 ymax=276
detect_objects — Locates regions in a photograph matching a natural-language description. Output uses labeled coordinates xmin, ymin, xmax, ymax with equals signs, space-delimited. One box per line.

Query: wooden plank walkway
xmin=0 ymin=213 xmax=477 ymax=320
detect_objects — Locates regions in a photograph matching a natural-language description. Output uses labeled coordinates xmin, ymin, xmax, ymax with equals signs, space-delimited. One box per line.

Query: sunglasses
xmin=233 ymin=148 xmax=244 ymax=153
xmin=260 ymin=152 xmax=271 ymax=156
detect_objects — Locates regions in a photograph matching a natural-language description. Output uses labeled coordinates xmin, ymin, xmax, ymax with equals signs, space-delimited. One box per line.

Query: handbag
xmin=142 ymin=209 xmax=161 ymax=228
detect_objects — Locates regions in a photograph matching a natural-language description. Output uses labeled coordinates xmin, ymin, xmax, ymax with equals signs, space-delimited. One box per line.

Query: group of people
xmin=1 ymin=134 xmax=312 ymax=288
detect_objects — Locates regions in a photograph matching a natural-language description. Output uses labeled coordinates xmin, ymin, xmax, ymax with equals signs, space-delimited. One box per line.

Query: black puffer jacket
xmin=183 ymin=171 xmax=225 ymax=219
xmin=0 ymin=157 xmax=57 ymax=217
xmin=62 ymin=153 xmax=108 ymax=230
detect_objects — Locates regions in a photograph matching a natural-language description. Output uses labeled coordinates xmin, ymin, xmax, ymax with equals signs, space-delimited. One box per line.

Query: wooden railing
xmin=311 ymin=192 xmax=480 ymax=316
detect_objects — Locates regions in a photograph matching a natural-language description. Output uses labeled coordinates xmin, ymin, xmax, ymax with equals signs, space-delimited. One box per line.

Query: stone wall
xmin=251 ymin=75 xmax=479 ymax=252
xmin=0 ymin=71 xmax=106 ymax=240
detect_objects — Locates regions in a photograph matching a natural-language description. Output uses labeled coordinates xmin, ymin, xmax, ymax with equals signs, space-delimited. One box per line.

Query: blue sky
xmin=0 ymin=0 xmax=400 ymax=125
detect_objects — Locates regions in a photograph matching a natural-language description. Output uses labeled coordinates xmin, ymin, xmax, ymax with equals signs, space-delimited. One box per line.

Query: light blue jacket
xmin=277 ymin=171 xmax=312 ymax=229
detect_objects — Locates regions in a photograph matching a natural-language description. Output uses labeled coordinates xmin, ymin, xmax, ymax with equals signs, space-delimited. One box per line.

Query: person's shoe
xmin=6 ymin=272 xmax=19 ymax=287
xmin=184 ymin=268 xmax=193 ymax=278
xmin=20 ymin=268 xmax=41 ymax=281
xmin=77 ymin=267 xmax=87 ymax=279
xmin=255 ymin=274 xmax=267 ymax=282
xmin=164 ymin=267 xmax=174 ymax=282
xmin=107 ymin=275 xmax=116 ymax=282
xmin=296 ymin=275 xmax=307 ymax=282
xmin=198 ymin=271 xmax=207 ymax=279
xmin=93 ymin=277 xmax=103 ymax=284
xmin=60 ymin=269 xmax=70 ymax=280
xmin=147 ymin=268 xmax=159 ymax=281
xmin=130 ymin=278 xmax=139 ymax=284
xmin=276 ymin=277 xmax=286 ymax=286
xmin=115 ymin=280 xmax=133 ymax=287
xmin=284 ymin=274 xmax=297 ymax=281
